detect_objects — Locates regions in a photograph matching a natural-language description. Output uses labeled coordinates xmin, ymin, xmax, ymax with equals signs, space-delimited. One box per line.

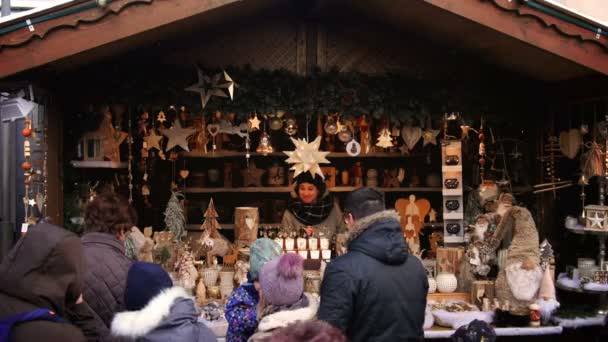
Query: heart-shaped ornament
xmin=401 ymin=125 xmax=422 ymax=151
xmin=559 ymin=128 xmax=581 ymax=159
xmin=207 ymin=124 xmax=220 ymax=137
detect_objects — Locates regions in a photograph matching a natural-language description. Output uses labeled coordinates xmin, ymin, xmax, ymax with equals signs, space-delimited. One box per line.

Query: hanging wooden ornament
xmin=144 ymin=129 xmax=163 ymax=151
xmin=22 ymin=119 xmax=32 ymax=137
xmin=401 ymin=124 xmax=422 ymax=151
xmin=248 ymin=113 xmax=261 ymax=131
xmin=376 ymin=128 xmax=393 ymax=149
xmin=207 ymin=124 xmax=220 ymax=151
xmin=161 ymin=127 xmax=196 ymax=152
xmin=559 ymin=128 xmax=582 ymax=159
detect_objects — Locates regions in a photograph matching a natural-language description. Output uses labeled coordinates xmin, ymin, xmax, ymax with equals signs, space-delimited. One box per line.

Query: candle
xmin=308 ymin=237 xmax=318 ymax=250
xmin=310 ymin=250 xmax=320 ymax=259
xmin=320 ymin=238 xmax=330 ymax=250
xmin=298 ymin=250 xmax=309 ymax=259
xmin=285 ymin=238 xmax=295 ymax=250
xmin=322 ymin=249 xmax=332 ymax=260
xmin=529 ymin=303 xmax=541 ymax=327
xmin=297 ymin=237 xmax=307 ymax=250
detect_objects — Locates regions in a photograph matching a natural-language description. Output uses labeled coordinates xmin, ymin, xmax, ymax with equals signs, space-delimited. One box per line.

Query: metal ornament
xmin=337 ymin=125 xmax=353 ymax=143
xmin=284 ymin=118 xmax=299 ymax=136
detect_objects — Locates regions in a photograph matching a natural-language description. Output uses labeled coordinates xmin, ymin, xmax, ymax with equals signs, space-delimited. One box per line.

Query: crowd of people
xmin=0 ymin=186 xmax=428 ymax=342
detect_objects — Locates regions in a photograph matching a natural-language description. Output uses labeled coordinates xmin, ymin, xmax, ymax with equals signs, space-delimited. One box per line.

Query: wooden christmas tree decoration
xmin=164 ymin=190 xmax=186 ymax=242
xmin=202 ymin=198 xmax=222 ymax=238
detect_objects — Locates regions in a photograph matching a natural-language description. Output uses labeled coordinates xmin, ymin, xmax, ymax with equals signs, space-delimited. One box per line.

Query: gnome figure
xmin=490 ymin=203 xmax=542 ymax=315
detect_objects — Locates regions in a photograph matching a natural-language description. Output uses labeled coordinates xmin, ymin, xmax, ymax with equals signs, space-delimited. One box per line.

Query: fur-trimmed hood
xmin=347 ymin=210 xmax=401 ymax=243
xmin=111 ymin=287 xmax=193 ymax=338
xmin=347 ymin=210 xmax=409 ymax=265
xmin=257 ymin=293 xmax=319 ymax=332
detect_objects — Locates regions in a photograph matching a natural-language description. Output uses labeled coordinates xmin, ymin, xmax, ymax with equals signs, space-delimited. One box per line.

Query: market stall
xmin=3 ymin=0 xmax=608 ymax=340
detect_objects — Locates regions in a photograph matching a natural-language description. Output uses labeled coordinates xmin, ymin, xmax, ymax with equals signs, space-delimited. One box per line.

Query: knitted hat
xmin=295 ymin=172 xmax=326 ymax=196
xmin=259 ymin=253 xmax=304 ymax=306
xmin=344 ymin=187 xmax=385 ymax=219
xmin=249 ymin=238 xmax=283 ymax=280
xmin=538 ymin=267 xmax=556 ymax=300
xmin=125 ymin=262 xmax=173 ymax=311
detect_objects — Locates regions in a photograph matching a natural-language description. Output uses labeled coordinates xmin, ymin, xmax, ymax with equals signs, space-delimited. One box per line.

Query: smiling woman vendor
xmin=281 ymin=172 xmax=346 ymax=240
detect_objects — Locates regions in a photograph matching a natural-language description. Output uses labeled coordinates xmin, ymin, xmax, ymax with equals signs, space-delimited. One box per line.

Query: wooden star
xmin=422 ymin=129 xmax=440 ymax=146
xmin=241 ymin=162 xmax=265 ymax=187
xmin=144 ymin=129 xmax=163 ymax=151
xmin=160 ymin=127 xmax=196 ymax=152
xmin=248 ymin=113 xmax=261 ymax=131
xmin=589 ymin=212 xmax=605 ymax=229
xmin=185 ymin=66 xmax=230 ymax=109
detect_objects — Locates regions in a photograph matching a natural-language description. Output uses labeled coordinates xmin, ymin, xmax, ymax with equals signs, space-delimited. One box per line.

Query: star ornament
xmin=422 ymin=129 xmax=440 ymax=146
xmin=144 ymin=129 xmax=163 ymax=151
xmin=284 ymin=136 xmax=330 ymax=179
xmin=248 ymin=113 xmax=261 ymax=131
xmin=160 ymin=127 xmax=196 ymax=152
xmin=589 ymin=212 xmax=605 ymax=229
xmin=185 ymin=66 xmax=236 ymax=109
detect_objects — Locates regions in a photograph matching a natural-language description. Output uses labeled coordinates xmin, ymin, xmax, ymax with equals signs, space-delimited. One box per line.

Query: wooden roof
xmin=0 ymin=0 xmax=607 ymax=80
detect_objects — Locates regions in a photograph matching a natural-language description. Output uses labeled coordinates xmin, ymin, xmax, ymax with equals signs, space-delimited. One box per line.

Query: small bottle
xmin=529 ymin=303 xmax=541 ymax=327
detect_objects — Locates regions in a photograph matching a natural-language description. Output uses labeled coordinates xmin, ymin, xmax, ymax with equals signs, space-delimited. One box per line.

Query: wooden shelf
xmin=184 ymin=186 xmax=443 ymax=194
xmin=71 ymin=160 xmax=127 ymax=169
xmin=181 ymin=151 xmax=423 ymax=159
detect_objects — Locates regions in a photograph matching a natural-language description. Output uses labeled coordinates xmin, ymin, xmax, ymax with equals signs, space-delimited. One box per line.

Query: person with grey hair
xmin=318 ymin=187 xmax=428 ymax=342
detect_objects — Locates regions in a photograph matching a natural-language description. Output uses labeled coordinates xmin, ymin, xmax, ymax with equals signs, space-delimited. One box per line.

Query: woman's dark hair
xmin=84 ymin=192 xmax=136 ymax=234
xmin=268 ymin=320 xmax=347 ymax=342
xmin=295 ymin=172 xmax=326 ymax=197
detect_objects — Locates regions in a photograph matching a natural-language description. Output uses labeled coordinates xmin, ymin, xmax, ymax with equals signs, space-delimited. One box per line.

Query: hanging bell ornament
xmin=22 ymin=120 xmax=33 ymax=137
xmin=284 ymin=118 xmax=299 ymax=136
xmin=256 ymin=132 xmax=274 ymax=155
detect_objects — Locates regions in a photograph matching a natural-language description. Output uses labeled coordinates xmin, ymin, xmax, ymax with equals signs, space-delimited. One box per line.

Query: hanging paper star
xmin=248 ymin=113 xmax=261 ymax=131
xmin=589 ymin=212 xmax=605 ymax=229
xmin=422 ymin=129 xmax=440 ymax=146
xmin=144 ymin=129 xmax=163 ymax=151
xmin=376 ymin=128 xmax=393 ymax=149
xmin=284 ymin=136 xmax=330 ymax=179
xmin=160 ymin=127 xmax=196 ymax=152
xmin=28 ymin=198 xmax=36 ymax=206
xmin=185 ymin=66 xmax=234 ymax=109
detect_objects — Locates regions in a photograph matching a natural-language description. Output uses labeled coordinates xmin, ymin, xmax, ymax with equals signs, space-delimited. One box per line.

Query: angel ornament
xmin=395 ymin=194 xmax=430 ymax=258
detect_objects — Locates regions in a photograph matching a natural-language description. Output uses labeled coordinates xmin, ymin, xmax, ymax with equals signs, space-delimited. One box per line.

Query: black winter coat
xmin=318 ymin=210 xmax=428 ymax=342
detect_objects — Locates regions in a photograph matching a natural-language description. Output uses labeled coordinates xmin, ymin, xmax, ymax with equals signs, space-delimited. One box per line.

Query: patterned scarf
xmin=287 ymin=193 xmax=334 ymax=226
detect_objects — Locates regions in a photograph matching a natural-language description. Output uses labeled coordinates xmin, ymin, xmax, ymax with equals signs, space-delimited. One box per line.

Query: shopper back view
xmin=318 ymin=187 xmax=428 ymax=342
xmin=0 ymin=222 xmax=100 ymax=342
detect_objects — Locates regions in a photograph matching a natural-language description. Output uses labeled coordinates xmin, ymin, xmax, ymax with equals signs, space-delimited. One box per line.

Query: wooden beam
xmin=0 ymin=0 xmax=240 ymax=78
xmin=424 ymin=0 xmax=608 ymax=76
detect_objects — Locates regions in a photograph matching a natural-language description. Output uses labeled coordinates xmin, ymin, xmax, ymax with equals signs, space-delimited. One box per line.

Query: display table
xmin=424 ymin=326 xmax=563 ymax=339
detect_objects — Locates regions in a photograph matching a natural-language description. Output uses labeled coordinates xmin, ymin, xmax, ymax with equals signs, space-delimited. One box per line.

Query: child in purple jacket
xmin=225 ymin=238 xmax=282 ymax=342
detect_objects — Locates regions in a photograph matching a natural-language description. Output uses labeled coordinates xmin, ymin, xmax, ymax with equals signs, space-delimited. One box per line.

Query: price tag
xmin=26 ymin=19 xmax=35 ymax=32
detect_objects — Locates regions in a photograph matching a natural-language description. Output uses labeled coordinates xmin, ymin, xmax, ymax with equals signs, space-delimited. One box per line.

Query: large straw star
xmin=160 ymin=127 xmax=196 ymax=152
xmin=284 ymin=136 xmax=330 ymax=179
